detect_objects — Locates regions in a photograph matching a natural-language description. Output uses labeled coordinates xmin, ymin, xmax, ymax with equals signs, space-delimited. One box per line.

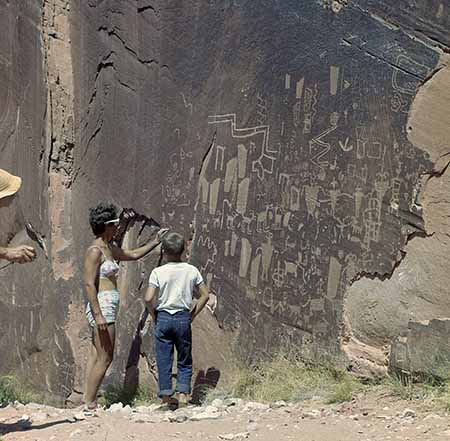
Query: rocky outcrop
xmin=390 ymin=319 xmax=450 ymax=380
xmin=1 ymin=0 xmax=450 ymax=401
xmin=342 ymin=54 xmax=450 ymax=375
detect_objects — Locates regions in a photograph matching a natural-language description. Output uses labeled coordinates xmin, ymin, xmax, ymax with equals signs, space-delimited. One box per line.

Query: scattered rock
xmin=302 ymin=410 xmax=321 ymax=419
xmin=217 ymin=432 xmax=249 ymax=440
xmin=17 ymin=414 xmax=32 ymax=427
xmin=211 ymin=398 xmax=224 ymax=408
xmin=169 ymin=413 xmax=188 ymax=423
xmin=270 ymin=400 xmax=287 ymax=409
xmin=13 ymin=401 xmax=25 ymax=409
xmin=109 ymin=402 xmax=124 ymax=413
xmin=401 ymin=409 xmax=416 ymax=419
xmin=243 ymin=402 xmax=269 ymax=412
xmin=224 ymin=398 xmax=242 ymax=408
xmin=376 ymin=415 xmax=392 ymax=420
xmin=70 ymin=429 xmax=83 ymax=438
xmin=130 ymin=413 xmax=156 ymax=424
xmin=190 ymin=408 xmax=220 ymax=421
xmin=424 ymin=413 xmax=443 ymax=421
xmin=73 ymin=412 xmax=86 ymax=421
xmin=122 ymin=405 xmax=133 ymax=415
xmin=134 ymin=406 xmax=153 ymax=414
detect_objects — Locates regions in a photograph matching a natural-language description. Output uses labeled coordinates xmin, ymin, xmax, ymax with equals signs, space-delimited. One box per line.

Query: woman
xmin=83 ymin=202 xmax=167 ymax=409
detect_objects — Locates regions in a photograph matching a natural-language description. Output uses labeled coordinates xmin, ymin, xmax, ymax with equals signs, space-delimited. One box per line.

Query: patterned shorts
xmin=86 ymin=289 xmax=120 ymax=328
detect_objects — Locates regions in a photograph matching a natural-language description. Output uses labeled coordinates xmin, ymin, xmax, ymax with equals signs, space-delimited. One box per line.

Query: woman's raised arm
xmin=112 ymin=228 xmax=169 ymax=261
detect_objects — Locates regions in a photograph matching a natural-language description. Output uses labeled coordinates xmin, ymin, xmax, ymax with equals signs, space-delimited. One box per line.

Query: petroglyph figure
xmin=296 ymin=77 xmax=304 ymax=100
xmin=305 ymin=184 xmax=320 ymax=219
xmin=209 ymin=178 xmax=221 ymax=215
xmin=392 ymin=55 xmax=429 ymax=95
xmin=260 ymin=233 xmax=274 ymax=282
xmin=237 ymin=178 xmax=250 ymax=214
xmin=330 ymin=65 xmax=340 ymax=96
xmin=208 ymin=113 xmax=275 ymax=182
xmin=237 ymin=144 xmax=248 ymax=178
xmin=289 ymin=184 xmax=301 ymax=211
xmin=239 ymin=238 xmax=252 ymax=278
xmin=272 ymin=260 xmax=286 ymax=288
xmin=215 ymin=144 xmax=225 ymax=171
xmin=303 ymin=85 xmax=318 ymax=134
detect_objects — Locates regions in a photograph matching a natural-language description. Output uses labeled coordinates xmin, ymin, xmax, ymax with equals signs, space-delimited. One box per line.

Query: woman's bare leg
xmin=83 ymin=339 xmax=97 ymax=403
xmin=84 ymin=324 xmax=116 ymax=405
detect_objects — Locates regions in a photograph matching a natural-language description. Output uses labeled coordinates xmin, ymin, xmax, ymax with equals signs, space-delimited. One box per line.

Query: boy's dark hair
xmin=162 ymin=232 xmax=185 ymax=256
xmin=89 ymin=202 xmax=118 ymax=236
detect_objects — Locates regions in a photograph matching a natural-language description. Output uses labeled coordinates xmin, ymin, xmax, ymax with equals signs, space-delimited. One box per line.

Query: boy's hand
xmin=190 ymin=300 xmax=198 ymax=322
xmin=191 ymin=283 xmax=210 ymax=322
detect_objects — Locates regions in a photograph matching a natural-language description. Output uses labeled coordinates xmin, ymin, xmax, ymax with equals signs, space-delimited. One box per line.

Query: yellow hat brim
xmin=0 ymin=175 xmax=21 ymax=200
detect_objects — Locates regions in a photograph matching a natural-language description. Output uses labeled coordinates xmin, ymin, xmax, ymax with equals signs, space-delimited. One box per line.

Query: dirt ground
xmin=1 ymin=388 xmax=450 ymax=441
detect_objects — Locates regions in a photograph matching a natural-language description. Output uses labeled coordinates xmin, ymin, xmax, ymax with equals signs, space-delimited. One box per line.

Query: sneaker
xmin=177 ymin=393 xmax=189 ymax=408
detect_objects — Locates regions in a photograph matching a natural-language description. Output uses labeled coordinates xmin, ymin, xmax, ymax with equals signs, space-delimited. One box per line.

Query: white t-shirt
xmin=148 ymin=262 xmax=204 ymax=314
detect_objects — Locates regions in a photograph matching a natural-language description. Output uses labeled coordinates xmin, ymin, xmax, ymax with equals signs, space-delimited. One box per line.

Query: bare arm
xmin=0 ymin=245 xmax=36 ymax=263
xmin=144 ymin=285 xmax=158 ymax=322
xmin=84 ymin=248 xmax=107 ymax=331
xmin=112 ymin=237 xmax=160 ymax=262
xmin=191 ymin=282 xmax=210 ymax=322
xmin=112 ymin=228 xmax=169 ymax=261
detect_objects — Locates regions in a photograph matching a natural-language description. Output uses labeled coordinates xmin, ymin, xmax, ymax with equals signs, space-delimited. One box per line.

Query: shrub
xmin=0 ymin=375 xmax=36 ymax=405
xmin=99 ymin=385 xmax=157 ymax=408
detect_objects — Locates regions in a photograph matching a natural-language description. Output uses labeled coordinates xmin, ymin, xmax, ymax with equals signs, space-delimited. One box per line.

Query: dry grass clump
xmin=0 ymin=375 xmax=37 ymax=405
xmin=205 ymin=351 xmax=360 ymax=405
xmin=385 ymin=373 xmax=450 ymax=411
xmin=99 ymin=384 xmax=158 ymax=407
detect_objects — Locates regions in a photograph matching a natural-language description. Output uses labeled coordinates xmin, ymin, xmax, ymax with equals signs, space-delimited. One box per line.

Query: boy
xmin=145 ymin=231 xmax=210 ymax=406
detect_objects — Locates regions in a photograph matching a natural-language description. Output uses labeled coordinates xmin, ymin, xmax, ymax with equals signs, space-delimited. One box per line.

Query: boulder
xmin=389 ymin=319 xmax=450 ymax=380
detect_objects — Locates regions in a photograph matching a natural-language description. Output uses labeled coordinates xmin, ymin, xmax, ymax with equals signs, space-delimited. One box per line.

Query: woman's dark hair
xmin=89 ymin=202 xmax=118 ymax=236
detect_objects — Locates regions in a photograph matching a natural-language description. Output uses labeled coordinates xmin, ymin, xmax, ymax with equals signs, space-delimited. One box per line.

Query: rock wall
xmin=1 ymin=0 xmax=450 ymax=401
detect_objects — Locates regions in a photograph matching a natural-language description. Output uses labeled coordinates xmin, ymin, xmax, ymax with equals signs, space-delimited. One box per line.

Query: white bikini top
xmin=88 ymin=245 xmax=120 ymax=279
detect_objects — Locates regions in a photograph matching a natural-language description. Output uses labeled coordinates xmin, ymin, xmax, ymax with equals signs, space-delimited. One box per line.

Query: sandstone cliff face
xmin=1 ymin=0 xmax=450 ymax=402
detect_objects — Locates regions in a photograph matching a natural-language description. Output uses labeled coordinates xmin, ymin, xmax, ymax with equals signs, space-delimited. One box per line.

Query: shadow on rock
xmin=191 ymin=367 xmax=221 ymax=404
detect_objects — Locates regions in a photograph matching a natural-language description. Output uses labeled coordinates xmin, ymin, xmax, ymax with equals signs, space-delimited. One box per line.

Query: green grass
xmin=0 ymin=375 xmax=37 ymax=405
xmin=204 ymin=351 xmax=360 ymax=405
xmin=98 ymin=384 xmax=158 ymax=408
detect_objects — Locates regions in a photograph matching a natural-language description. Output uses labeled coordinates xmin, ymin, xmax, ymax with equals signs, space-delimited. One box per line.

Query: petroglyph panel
xmin=191 ymin=1 xmax=439 ymax=355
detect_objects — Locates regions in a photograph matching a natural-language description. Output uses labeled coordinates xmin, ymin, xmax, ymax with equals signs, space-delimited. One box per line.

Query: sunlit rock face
xmin=1 ymin=0 xmax=450 ymax=400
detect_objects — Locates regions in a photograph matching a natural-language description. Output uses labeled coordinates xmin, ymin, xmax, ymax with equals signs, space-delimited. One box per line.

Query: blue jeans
xmin=155 ymin=310 xmax=192 ymax=397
